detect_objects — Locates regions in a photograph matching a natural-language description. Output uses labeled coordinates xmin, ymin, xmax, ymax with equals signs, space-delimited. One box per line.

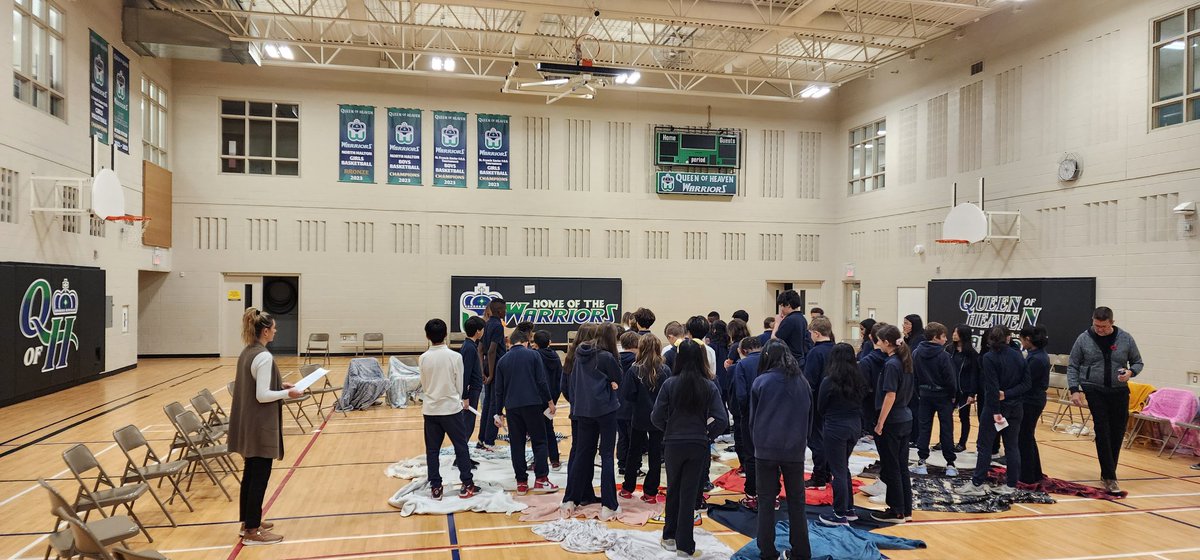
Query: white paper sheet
xmin=293 ymin=367 xmax=329 ymax=391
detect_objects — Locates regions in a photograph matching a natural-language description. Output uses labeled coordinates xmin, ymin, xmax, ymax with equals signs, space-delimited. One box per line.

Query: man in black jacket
xmin=494 ymin=329 xmax=557 ymax=495
xmin=911 ymin=323 xmax=959 ymax=477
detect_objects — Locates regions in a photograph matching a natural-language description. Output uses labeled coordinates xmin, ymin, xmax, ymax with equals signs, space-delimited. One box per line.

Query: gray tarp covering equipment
xmin=387 ymin=356 xmax=422 ymax=408
xmin=335 ymin=358 xmax=389 ymax=411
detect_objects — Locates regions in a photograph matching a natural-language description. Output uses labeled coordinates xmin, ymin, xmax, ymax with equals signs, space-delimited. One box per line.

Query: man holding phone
xmin=1067 ymin=307 xmax=1144 ymax=494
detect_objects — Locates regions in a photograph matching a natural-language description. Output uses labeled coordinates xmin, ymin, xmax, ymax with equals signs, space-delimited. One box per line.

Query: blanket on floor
xmin=516 ymin=492 xmax=663 ymax=526
xmin=532 ymin=518 xmax=735 ymax=560
xmin=985 ymin=467 xmax=1127 ymax=500
xmin=712 ymin=470 xmax=865 ymax=505
xmin=386 ymin=478 xmax=527 ymax=516
xmin=731 ymin=519 xmax=926 ymax=560
xmin=910 ymin=466 xmax=1056 ymax=513
xmin=705 ymin=501 xmax=889 ymax=535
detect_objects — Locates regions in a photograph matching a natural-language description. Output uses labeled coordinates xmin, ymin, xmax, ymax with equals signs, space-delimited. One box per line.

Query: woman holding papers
xmin=228 ymin=308 xmax=303 ymax=546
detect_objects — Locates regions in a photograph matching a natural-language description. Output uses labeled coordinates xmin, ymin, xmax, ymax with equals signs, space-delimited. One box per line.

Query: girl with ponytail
xmin=869 ymin=324 xmax=914 ymax=524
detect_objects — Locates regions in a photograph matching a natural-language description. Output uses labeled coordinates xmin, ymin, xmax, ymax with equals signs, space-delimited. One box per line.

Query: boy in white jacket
xmin=420 ymin=318 xmax=479 ymax=499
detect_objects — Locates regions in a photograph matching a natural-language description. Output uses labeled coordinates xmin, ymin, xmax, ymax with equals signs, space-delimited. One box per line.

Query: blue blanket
xmin=731 ymin=520 xmax=926 ymax=560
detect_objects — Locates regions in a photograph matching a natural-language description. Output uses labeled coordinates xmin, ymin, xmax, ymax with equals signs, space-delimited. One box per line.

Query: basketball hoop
xmin=105 ymin=214 xmax=150 ymax=246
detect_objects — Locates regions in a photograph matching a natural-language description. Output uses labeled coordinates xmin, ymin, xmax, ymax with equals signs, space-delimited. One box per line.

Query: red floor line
xmin=281 ymin=538 xmax=550 ymax=560
xmin=225 ymin=415 xmax=332 ymax=560
xmin=906 ymin=502 xmax=1200 ymax=525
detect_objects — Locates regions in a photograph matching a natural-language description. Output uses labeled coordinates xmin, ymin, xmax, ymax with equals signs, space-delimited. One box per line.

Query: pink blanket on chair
xmin=1140 ymin=388 xmax=1200 ymax=455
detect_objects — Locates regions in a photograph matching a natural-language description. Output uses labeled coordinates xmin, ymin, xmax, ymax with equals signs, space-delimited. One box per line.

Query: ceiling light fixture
xmin=522 ymin=78 xmax=570 ymax=88
xmin=443 ymin=57 xmax=456 ymax=72
xmin=264 ymin=44 xmax=279 ymax=59
xmin=279 ymin=45 xmax=294 ymax=60
xmin=800 ymin=84 xmax=831 ymax=99
xmin=431 ymin=56 xmax=443 ymax=71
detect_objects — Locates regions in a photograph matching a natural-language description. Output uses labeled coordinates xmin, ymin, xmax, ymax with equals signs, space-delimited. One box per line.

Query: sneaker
xmin=693 ymin=510 xmax=703 ymax=526
xmin=1103 ymin=479 xmax=1121 ymax=494
xmin=868 ymin=494 xmax=887 ymax=504
xmin=431 ymin=486 xmax=444 ymax=500
xmin=459 ymin=484 xmax=481 ymax=499
xmin=905 ymin=513 xmax=913 ymax=522
xmin=660 ymin=539 xmax=677 ymax=552
xmin=944 ymin=464 xmax=959 ymax=477
xmin=619 ymin=489 xmax=634 ymax=500
xmin=702 ymin=481 xmax=715 ymax=492
xmin=817 ymin=513 xmax=850 ymax=527
xmin=533 ymin=478 xmax=559 ymax=494
xmin=909 ymin=461 xmax=928 ymax=476
xmin=641 ymin=493 xmax=659 ymax=504
xmin=774 ymin=498 xmax=781 ymax=510
xmin=516 ymin=481 xmax=530 ymax=496
xmin=931 ymin=443 xmax=942 ymax=451
xmin=677 ymin=551 xmax=702 ymax=558
xmin=238 ymin=521 xmax=274 ymax=537
xmin=781 ymin=551 xmax=794 ymax=560
xmin=599 ymin=506 xmax=620 ymax=522
xmin=804 ymin=477 xmax=828 ymax=489
xmin=649 ymin=511 xmax=666 ymax=524
xmin=739 ymin=496 xmax=758 ymax=511
xmin=992 ymin=484 xmax=1015 ymax=496
xmin=550 ymin=460 xmax=562 ymax=470
xmin=560 ymin=501 xmax=577 ymax=517
xmin=955 ymin=481 xmax=989 ymax=496
xmin=954 ymin=443 xmax=966 ymax=453
xmin=860 ymin=480 xmax=887 ymax=496
xmin=619 ymin=467 xmax=626 ymax=476
xmin=1191 ymin=463 xmax=1200 ymax=471
xmin=870 ymin=509 xmax=906 ymax=524
xmin=844 ymin=510 xmax=859 ymax=522
xmin=241 ymin=528 xmax=284 ymax=546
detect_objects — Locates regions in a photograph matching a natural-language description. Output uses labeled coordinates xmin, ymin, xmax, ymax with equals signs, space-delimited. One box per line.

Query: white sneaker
xmin=868 ymin=494 xmax=887 ymax=504
xmin=909 ymin=461 xmax=927 ymax=475
xmin=860 ymin=480 xmax=887 ymax=496
xmin=599 ymin=506 xmax=620 ymax=521
xmin=560 ymin=501 xmax=577 ymax=517
xmin=945 ymin=464 xmax=959 ymax=477
xmin=955 ymin=481 xmax=988 ymax=496
xmin=992 ymin=484 xmax=1016 ymax=495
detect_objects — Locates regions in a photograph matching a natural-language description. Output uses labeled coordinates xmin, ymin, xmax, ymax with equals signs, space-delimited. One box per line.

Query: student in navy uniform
xmin=1018 ymin=325 xmax=1050 ymax=484
xmin=459 ymin=316 xmax=485 ymax=444
xmin=662 ymin=321 xmax=685 ymax=355
xmin=757 ymin=317 xmax=775 ymax=347
xmin=957 ymin=326 xmax=1031 ymax=496
xmin=732 ymin=336 xmax=764 ymax=510
xmin=750 ymin=340 xmax=812 ymax=560
xmin=617 ymin=330 xmax=641 ymax=476
xmin=817 ymin=343 xmax=868 ymax=527
xmin=477 ymin=299 xmax=508 ymax=450
xmin=725 ymin=319 xmax=751 ymax=469
xmin=707 ymin=311 xmax=721 ymax=325
xmin=419 ymin=319 xmax=478 ymax=500
xmin=494 ymin=329 xmax=558 ymax=495
xmin=772 ymin=289 xmax=813 ymax=369
xmin=732 ymin=309 xmax=750 ymax=324
xmin=531 ymin=330 xmax=564 ymax=469
xmin=561 ymin=323 xmax=623 ymax=519
xmin=634 ymin=307 xmax=657 ymax=336
xmin=709 ymin=320 xmax=732 ymax=405
xmin=946 ymin=324 xmax=980 ymax=452
xmin=901 ymin=314 xmax=926 ymax=445
xmin=858 ymin=324 xmax=888 ymax=437
xmin=622 ymin=312 xmax=637 ymax=332
xmin=870 ymin=324 xmax=915 ymax=524
xmin=911 ymin=322 xmax=960 ymax=477
xmin=857 ymin=318 xmax=877 ymax=360
xmin=652 ymin=340 xmax=728 ymax=558
xmin=620 ymin=334 xmax=668 ymax=503
xmin=664 ymin=316 xmax=717 ymax=374
xmin=804 ymin=317 xmax=835 ymax=488
xmin=561 ymin=324 xmax=600 ymax=506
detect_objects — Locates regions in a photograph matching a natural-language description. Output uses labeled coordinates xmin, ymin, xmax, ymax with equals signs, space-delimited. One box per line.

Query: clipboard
xmin=292 ymin=367 xmax=329 ymax=392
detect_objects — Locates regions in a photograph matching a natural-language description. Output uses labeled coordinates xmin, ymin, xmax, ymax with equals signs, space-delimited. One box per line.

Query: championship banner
xmin=476 ymin=114 xmax=510 ymax=190
xmin=451 ymin=276 xmax=622 ymax=342
xmin=655 ymin=171 xmax=737 ymax=196
xmin=88 ymin=30 xmax=109 ymax=144
xmin=111 ymin=49 xmax=130 ymax=154
xmin=0 ymin=263 xmax=106 ymax=407
xmin=433 ymin=111 xmax=467 ymax=188
xmin=927 ymin=278 xmax=1096 ymax=355
xmin=338 ymin=104 xmax=375 ymax=183
xmin=387 ymin=108 xmax=422 ymax=185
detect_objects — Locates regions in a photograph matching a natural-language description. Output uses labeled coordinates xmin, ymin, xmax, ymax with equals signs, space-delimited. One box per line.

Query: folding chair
xmin=1125 ymin=412 xmax=1174 ymax=455
xmin=63 ymin=514 xmax=167 ymax=560
xmin=301 ymin=363 xmax=345 ymax=421
xmin=161 ymin=402 xmax=190 ymax=463
xmin=305 ymin=333 xmax=330 ymax=365
xmin=189 ymin=395 xmax=229 ymax=440
xmin=1168 ymin=420 xmax=1200 ymax=459
xmin=174 ymin=410 xmax=240 ymax=501
xmin=39 ymin=480 xmax=139 ymax=560
xmin=396 ymin=355 xmax=418 ymax=368
xmin=61 ymin=445 xmax=152 ymax=541
xmin=283 ymin=390 xmax=316 ymax=433
xmin=199 ymin=388 xmax=230 ymax=425
xmin=363 ymin=332 xmax=385 ymax=359
xmin=113 ymin=425 xmax=194 ymax=527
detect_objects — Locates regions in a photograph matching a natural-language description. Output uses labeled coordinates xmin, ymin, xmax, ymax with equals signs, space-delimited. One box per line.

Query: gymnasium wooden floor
xmin=3 ymin=357 xmax=1200 ymax=560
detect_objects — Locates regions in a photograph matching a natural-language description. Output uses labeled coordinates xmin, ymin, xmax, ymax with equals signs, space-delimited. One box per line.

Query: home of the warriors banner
xmin=451 ymin=276 xmax=621 ymax=342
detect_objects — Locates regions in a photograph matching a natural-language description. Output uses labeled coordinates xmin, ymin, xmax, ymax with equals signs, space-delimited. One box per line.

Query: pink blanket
xmin=1139 ymin=388 xmax=1200 ymax=455
xmin=515 ymin=492 xmax=664 ymax=526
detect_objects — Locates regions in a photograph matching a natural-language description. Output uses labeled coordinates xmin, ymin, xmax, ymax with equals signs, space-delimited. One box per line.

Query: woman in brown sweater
xmin=227 ymin=308 xmax=302 ymax=545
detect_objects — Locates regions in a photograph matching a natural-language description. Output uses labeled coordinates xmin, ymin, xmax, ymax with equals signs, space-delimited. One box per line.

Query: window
xmin=141 ymin=77 xmax=168 ymax=167
xmin=219 ymin=100 xmax=300 ymax=175
xmin=1151 ymin=6 xmax=1200 ymax=128
xmin=12 ymin=0 xmax=65 ymax=118
xmin=848 ymin=119 xmax=885 ymax=194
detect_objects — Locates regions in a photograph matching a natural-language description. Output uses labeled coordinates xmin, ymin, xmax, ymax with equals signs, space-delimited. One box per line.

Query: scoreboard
xmin=655 ymin=128 xmax=740 ymax=168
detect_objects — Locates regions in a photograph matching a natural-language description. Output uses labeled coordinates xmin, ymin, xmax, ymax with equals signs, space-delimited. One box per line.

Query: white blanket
xmin=531 ymin=519 xmax=734 ymax=560
xmin=387 ymin=478 xmax=528 ymax=516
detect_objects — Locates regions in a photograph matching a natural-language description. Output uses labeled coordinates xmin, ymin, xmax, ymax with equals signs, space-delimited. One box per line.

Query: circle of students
xmin=414 ymin=294 xmax=1144 ymax=560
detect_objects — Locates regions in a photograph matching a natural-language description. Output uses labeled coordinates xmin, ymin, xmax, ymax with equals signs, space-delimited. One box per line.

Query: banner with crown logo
xmin=1 ymin=263 xmax=105 ymax=406
xmin=88 ymin=30 xmax=109 ymax=144
xmin=386 ymin=108 xmax=422 ymax=185
xmin=338 ymin=104 xmax=375 ymax=183
xmin=450 ymin=276 xmax=622 ymax=342
xmin=111 ymin=49 xmax=130 ymax=154
xmin=477 ymin=114 xmax=510 ymax=190
xmin=433 ymin=111 xmax=467 ymax=187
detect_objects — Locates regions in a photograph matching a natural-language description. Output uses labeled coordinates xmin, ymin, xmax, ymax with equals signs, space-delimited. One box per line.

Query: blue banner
xmin=387 ymin=108 xmax=422 ymax=185
xmin=88 ymin=30 xmax=109 ymax=144
xmin=111 ymin=49 xmax=130 ymax=154
xmin=338 ymin=104 xmax=375 ymax=183
xmin=477 ymin=114 xmax=510 ymax=190
xmin=433 ymin=111 xmax=467 ymax=188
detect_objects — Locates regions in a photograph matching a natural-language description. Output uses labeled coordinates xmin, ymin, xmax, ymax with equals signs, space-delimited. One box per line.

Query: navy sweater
xmin=651 ymin=376 xmax=728 ymax=445
xmin=817 ymin=379 xmax=863 ymax=421
xmin=459 ymin=338 xmax=484 ymax=403
xmin=750 ymin=369 xmax=812 ymax=462
xmin=494 ymin=345 xmax=552 ymax=412
xmin=732 ymin=351 xmax=763 ymax=415
xmin=617 ymin=351 xmax=637 ymax=420
xmin=756 ymin=330 xmax=773 ymax=347
xmin=804 ymin=340 xmax=835 ymax=396
xmin=621 ymin=363 xmax=669 ymax=432
xmin=875 ymin=355 xmax=915 ymax=424
xmin=535 ymin=346 xmax=563 ymax=401
xmin=913 ymin=340 xmax=956 ymax=396
xmin=566 ymin=343 xmax=622 ymax=418
xmin=775 ymin=312 xmax=813 ymax=368
xmin=1024 ymin=348 xmax=1050 ymax=407
xmin=948 ymin=346 xmax=980 ymax=397
xmin=858 ymin=337 xmax=875 ymax=360
xmin=482 ymin=316 xmax=507 ymax=379
xmin=980 ymin=346 xmax=1031 ymax=413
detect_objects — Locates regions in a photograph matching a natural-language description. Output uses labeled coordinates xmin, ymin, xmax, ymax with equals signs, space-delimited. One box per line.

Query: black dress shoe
xmin=954 ymin=444 xmax=966 ymax=453
xmin=931 ymin=443 xmax=942 ymax=451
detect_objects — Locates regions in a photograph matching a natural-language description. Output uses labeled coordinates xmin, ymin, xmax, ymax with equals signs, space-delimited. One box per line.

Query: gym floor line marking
xmin=281 ymin=539 xmax=558 ymax=560
xmin=1038 ymin=546 xmax=1200 ymax=560
xmin=1013 ymin=503 xmax=1042 ymax=514
xmin=1039 ymin=441 xmax=1200 ymax=485
xmin=1057 ymin=491 xmax=1200 ymax=502
xmin=908 ymin=505 xmax=1200 ymax=525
